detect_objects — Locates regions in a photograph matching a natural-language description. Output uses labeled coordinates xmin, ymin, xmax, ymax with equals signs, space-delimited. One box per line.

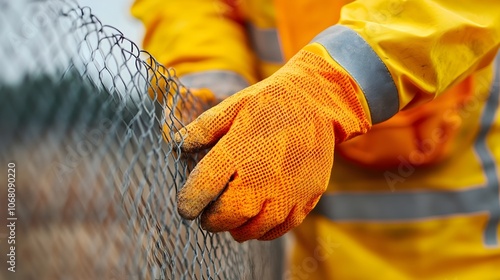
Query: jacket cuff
xmin=313 ymin=25 xmax=399 ymax=124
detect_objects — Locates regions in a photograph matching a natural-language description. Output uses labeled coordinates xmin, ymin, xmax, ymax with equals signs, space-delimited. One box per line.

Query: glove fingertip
xmin=177 ymin=189 xmax=202 ymax=220
xmin=172 ymin=127 xmax=203 ymax=153
xmin=177 ymin=206 xmax=198 ymax=220
xmin=172 ymin=127 xmax=187 ymax=146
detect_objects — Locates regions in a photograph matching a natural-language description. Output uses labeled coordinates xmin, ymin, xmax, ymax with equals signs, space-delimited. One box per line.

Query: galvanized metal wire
xmin=0 ymin=1 xmax=283 ymax=279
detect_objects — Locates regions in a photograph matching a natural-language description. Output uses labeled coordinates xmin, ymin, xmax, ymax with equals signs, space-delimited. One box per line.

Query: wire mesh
xmin=0 ymin=0 xmax=283 ymax=279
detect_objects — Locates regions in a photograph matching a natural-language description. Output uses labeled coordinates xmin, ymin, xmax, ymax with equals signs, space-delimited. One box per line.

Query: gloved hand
xmin=174 ymin=43 xmax=371 ymax=242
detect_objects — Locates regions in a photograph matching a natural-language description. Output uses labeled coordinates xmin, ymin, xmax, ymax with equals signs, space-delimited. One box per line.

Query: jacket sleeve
xmin=313 ymin=0 xmax=500 ymax=124
xmin=131 ymin=0 xmax=257 ymax=86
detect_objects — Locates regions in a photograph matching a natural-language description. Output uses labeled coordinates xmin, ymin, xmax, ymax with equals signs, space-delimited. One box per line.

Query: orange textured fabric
xmin=174 ymin=46 xmax=371 ymax=242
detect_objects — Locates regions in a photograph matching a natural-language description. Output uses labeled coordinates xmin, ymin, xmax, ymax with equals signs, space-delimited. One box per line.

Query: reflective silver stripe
xmin=474 ymin=53 xmax=500 ymax=246
xmin=315 ymin=52 xmax=500 ymax=247
xmin=179 ymin=70 xmax=249 ymax=98
xmin=313 ymin=25 xmax=399 ymax=124
xmin=315 ymin=188 xmax=493 ymax=220
xmin=247 ymin=23 xmax=284 ymax=64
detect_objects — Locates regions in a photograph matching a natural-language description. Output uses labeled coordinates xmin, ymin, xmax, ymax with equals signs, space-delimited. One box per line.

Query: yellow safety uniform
xmin=132 ymin=0 xmax=500 ymax=278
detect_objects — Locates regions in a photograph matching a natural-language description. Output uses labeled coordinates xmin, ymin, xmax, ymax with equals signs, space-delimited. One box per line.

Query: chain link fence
xmin=0 ymin=0 xmax=283 ymax=279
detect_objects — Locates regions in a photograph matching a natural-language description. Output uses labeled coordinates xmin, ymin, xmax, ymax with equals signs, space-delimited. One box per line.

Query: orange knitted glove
xmin=175 ymin=43 xmax=371 ymax=242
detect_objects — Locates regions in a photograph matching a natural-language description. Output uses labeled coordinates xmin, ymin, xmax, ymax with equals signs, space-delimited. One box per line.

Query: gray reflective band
xmin=313 ymin=25 xmax=399 ymax=124
xmin=179 ymin=70 xmax=249 ymax=98
xmin=315 ymin=52 xmax=500 ymax=247
xmin=315 ymin=188 xmax=494 ymax=220
xmin=473 ymin=52 xmax=500 ymax=246
xmin=247 ymin=23 xmax=284 ymax=64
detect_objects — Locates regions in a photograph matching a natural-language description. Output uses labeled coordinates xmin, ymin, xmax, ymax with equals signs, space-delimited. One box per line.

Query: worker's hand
xmin=174 ymin=43 xmax=371 ymax=242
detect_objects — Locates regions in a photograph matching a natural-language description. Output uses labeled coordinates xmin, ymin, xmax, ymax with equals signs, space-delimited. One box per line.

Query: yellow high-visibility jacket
xmin=132 ymin=0 xmax=500 ymax=279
